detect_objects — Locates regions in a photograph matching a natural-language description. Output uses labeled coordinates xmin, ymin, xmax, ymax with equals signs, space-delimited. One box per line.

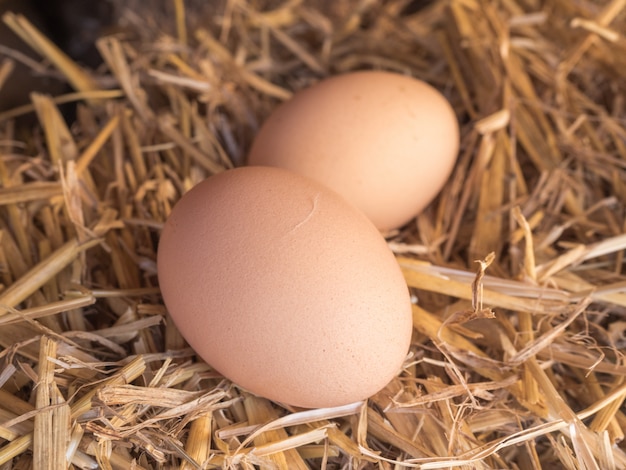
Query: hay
xmin=0 ymin=0 xmax=625 ymax=468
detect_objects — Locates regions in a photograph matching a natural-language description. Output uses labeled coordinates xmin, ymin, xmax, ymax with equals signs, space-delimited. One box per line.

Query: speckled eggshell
xmin=157 ymin=166 xmax=412 ymax=408
xmin=247 ymin=70 xmax=459 ymax=232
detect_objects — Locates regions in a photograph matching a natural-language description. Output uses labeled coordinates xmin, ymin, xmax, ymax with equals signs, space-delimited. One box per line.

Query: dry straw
xmin=0 ymin=0 xmax=625 ymax=468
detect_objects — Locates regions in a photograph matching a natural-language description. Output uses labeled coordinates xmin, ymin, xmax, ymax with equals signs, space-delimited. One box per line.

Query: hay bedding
xmin=0 ymin=0 xmax=625 ymax=468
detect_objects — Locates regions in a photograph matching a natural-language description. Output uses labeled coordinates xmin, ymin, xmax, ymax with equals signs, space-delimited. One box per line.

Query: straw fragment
xmin=179 ymin=413 xmax=212 ymax=470
xmin=33 ymin=337 xmax=70 ymax=470
xmin=0 ymin=182 xmax=63 ymax=205
xmin=1 ymin=0 xmax=625 ymax=467
xmin=0 ymin=239 xmax=100 ymax=317
xmin=1 ymin=13 xmax=100 ymax=94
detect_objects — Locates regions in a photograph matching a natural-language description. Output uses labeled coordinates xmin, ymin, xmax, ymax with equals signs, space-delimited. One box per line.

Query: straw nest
xmin=1 ymin=0 xmax=625 ymax=468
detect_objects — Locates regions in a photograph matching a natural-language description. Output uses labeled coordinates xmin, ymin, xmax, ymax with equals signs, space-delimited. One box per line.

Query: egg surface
xmin=157 ymin=166 xmax=412 ymax=408
xmin=247 ymin=70 xmax=459 ymax=231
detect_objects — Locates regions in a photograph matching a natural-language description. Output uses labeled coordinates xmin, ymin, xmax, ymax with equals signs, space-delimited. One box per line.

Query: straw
xmin=0 ymin=0 xmax=625 ymax=467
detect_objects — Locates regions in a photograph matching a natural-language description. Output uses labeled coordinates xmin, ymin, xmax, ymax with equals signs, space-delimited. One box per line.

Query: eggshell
xmin=157 ymin=166 xmax=412 ymax=408
xmin=247 ymin=70 xmax=459 ymax=231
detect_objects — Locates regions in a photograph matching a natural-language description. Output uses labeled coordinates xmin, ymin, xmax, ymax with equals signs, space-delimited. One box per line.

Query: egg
xmin=247 ymin=70 xmax=459 ymax=231
xmin=157 ymin=166 xmax=412 ymax=408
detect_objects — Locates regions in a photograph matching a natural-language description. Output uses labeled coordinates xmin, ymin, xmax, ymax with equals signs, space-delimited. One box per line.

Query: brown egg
xmin=247 ymin=70 xmax=459 ymax=231
xmin=157 ymin=166 xmax=412 ymax=408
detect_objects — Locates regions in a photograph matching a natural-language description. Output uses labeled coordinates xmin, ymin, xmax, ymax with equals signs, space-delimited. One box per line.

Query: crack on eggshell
xmin=288 ymin=193 xmax=320 ymax=234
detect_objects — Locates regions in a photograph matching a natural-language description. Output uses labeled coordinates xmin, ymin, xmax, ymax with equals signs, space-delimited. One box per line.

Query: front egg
xmin=157 ymin=166 xmax=412 ymax=408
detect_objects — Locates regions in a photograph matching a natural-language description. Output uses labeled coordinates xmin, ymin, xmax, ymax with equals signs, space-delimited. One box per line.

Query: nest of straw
xmin=0 ymin=0 xmax=625 ymax=468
